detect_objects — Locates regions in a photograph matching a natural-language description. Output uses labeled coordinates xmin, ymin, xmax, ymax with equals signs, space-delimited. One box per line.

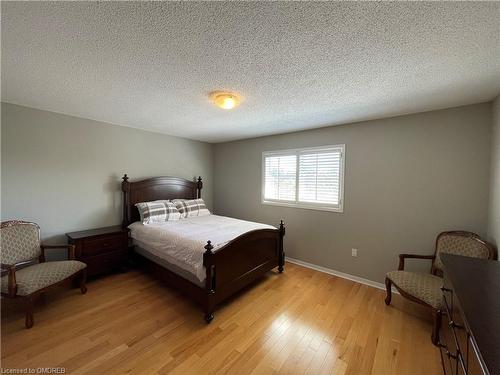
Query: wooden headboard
xmin=121 ymin=174 xmax=202 ymax=227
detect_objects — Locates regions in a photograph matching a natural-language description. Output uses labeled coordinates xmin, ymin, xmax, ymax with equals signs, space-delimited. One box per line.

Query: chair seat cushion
xmin=386 ymin=270 xmax=443 ymax=309
xmin=1 ymin=260 xmax=86 ymax=296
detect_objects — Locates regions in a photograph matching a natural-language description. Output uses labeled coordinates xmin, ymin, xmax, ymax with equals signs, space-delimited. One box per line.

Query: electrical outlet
xmin=351 ymin=248 xmax=358 ymax=257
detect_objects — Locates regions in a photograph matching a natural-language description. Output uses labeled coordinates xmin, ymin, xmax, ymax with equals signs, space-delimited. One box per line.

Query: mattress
xmin=128 ymin=215 xmax=275 ymax=283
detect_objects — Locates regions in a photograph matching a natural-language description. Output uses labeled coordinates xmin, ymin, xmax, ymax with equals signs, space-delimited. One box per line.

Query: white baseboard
xmin=286 ymin=257 xmax=398 ymax=293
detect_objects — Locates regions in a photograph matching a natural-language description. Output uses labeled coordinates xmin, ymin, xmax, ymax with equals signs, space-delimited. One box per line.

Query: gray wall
xmin=214 ymin=103 xmax=492 ymax=283
xmin=488 ymin=96 xmax=500 ymax=247
xmin=1 ymin=103 xmax=214 ymax=244
xmin=1 ymin=101 xmax=495 ymax=280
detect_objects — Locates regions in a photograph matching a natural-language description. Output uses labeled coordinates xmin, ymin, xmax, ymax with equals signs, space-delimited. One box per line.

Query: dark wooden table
xmin=441 ymin=254 xmax=500 ymax=375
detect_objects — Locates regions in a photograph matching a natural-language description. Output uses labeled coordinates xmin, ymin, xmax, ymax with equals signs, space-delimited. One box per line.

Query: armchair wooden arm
xmin=40 ymin=244 xmax=76 ymax=262
xmin=1 ymin=263 xmax=17 ymax=297
xmin=398 ymin=253 xmax=436 ymax=270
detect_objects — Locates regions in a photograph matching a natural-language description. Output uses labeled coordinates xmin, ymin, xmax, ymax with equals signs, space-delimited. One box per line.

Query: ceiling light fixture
xmin=210 ymin=91 xmax=241 ymax=110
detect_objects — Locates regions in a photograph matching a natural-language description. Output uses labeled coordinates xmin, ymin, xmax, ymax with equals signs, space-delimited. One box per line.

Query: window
xmin=262 ymin=145 xmax=345 ymax=212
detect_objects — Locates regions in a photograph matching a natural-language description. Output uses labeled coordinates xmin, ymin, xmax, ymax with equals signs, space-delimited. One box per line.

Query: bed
xmin=121 ymin=174 xmax=285 ymax=322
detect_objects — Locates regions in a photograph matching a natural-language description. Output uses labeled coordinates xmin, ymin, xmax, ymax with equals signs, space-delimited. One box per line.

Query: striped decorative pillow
xmin=135 ymin=200 xmax=181 ymax=224
xmin=172 ymin=198 xmax=211 ymax=219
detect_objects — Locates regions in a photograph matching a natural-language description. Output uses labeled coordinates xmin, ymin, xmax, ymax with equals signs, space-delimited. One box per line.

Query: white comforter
xmin=128 ymin=215 xmax=275 ymax=282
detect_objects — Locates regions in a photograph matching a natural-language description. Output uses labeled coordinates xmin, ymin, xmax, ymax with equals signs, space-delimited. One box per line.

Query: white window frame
xmin=261 ymin=144 xmax=345 ymax=213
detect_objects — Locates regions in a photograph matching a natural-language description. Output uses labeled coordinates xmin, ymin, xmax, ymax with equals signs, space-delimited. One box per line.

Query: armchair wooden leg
xmin=431 ymin=309 xmax=442 ymax=346
xmin=25 ymin=297 xmax=34 ymax=329
xmin=384 ymin=277 xmax=392 ymax=305
xmin=79 ymin=269 xmax=87 ymax=294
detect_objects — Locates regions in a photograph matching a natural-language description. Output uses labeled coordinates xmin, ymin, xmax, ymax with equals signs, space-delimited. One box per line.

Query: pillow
xmin=172 ymin=198 xmax=211 ymax=219
xmin=135 ymin=200 xmax=181 ymax=224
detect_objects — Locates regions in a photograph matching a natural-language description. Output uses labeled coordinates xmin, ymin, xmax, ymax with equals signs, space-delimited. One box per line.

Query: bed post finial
xmin=204 ymin=240 xmax=213 ymax=255
xmin=197 ymin=176 xmax=203 ymax=198
xmin=122 ymin=174 xmax=130 ymax=228
xmin=279 ymin=220 xmax=285 ymax=234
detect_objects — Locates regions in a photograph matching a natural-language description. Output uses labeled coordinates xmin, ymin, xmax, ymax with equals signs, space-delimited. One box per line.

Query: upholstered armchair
xmin=0 ymin=221 xmax=87 ymax=328
xmin=384 ymin=231 xmax=496 ymax=345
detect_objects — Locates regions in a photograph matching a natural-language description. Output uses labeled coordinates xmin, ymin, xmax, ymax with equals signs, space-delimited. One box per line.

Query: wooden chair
xmin=0 ymin=220 xmax=87 ymax=328
xmin=384 ymin=231 xmax=496 ymax=345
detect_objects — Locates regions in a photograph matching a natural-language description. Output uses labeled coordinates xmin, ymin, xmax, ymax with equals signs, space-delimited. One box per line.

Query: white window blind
xmin=299 ymin=150 xmax=341 ymax=205
xmin=264 ymin=154 xmax=297 ymax=201
xmin=262 ymin=145 xmax=344 ymax=212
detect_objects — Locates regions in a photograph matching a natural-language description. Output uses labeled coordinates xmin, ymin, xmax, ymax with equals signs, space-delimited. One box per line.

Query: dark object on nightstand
xmin=66 ymin=226 xmax=129 ymax=277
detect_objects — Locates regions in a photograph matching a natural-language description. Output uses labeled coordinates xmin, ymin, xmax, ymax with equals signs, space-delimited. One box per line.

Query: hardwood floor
xmin=1 ymin=262 xmax=442 ymax=374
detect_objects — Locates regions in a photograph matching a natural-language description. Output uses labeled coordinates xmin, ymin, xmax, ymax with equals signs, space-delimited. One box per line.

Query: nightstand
xmin=66 ymin=226 xmax=129 ymax=277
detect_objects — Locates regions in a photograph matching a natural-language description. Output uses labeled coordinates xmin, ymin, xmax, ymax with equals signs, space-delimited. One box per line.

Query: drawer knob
xmin=445 ymin=350 xmax=458 ymax=359
xmin=449 ymin=320 xmax=464 ymax=330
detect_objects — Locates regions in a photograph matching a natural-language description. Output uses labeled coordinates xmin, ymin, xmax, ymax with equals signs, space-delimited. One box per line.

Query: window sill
xmin=261 ymin=200 xmax=343 ymax=213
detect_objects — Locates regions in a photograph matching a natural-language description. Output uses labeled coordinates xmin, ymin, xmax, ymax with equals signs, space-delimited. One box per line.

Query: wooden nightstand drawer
xmin=83 ymin=251 xmax=126 ymax=276
xmin=66 ymin=225 xmax=129 ymax=277
xmin=82 ymin=233 xmax=127 ymax=257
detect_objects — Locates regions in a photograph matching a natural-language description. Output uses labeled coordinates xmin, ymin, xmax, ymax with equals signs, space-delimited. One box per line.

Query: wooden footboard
xmin=202 ymin=221 xmax=285 ymax=322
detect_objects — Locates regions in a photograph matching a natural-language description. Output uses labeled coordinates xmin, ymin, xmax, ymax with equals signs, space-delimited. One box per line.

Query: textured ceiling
xmin=2 ymin=2 xmax=499 ymax=143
